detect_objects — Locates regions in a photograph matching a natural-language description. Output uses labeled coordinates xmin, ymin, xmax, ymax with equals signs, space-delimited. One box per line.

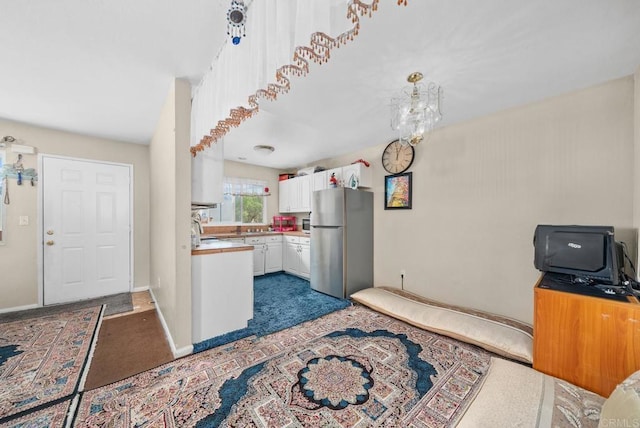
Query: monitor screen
xmin=544 ymin=232 xmax=606 ymax=272
xmin=533 ymin=225 xmax=619 ymax=285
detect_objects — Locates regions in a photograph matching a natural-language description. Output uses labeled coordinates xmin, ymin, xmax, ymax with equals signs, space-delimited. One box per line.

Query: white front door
xmin=42 ymin=156 xmax=131 ymax=305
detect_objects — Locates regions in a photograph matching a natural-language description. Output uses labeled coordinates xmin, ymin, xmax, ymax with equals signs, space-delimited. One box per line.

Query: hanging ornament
xmin=227 ymin=0 xmax=246 ymax=45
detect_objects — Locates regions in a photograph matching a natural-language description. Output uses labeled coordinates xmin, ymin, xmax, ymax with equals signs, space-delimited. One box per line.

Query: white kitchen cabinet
xmin=279 ymin=163 xmax=373 ymax=213
xmin=283 ymin=235 xmax=310 ymax=279
xmin=265 ymin=235 xmax=283 ymax=273
xmin=298 ymin=175 xmax=311 ymax=212
xmin=284 ymin=238 xmax=299 ymax=273
xmin=312 ymin=171 xmax=327 ymax=192
xmin=191 ymin=141 xmax=223 ymax=204
xmin=245 ymin=236 xmax=266 ymax=276
xmin=279 ymin=179 xmax=293 ymax=213
xmin=342 ymin=163 xmax=373 ymax=188
xmin=299 ymin=236 xmax=311 ymax=279
xmin=279 ymin=175 xmax=310 ymax=213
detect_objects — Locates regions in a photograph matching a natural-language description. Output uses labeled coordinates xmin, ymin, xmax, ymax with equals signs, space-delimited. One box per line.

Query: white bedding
xmin=459 ymin=358 xmax=602 ymax=427
xmin=351 ymin=287 xmax=605 ymax=427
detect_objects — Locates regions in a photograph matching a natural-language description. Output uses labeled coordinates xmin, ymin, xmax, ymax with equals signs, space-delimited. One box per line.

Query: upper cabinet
xmin=279 ymin=163 xmax=372 ymax=213
xmin=192 ymin=142 xmax=223 ymax=204
xmin=342 ymin=163 xmax=372 ymax=188
xmin=324 ymin=164 xmax=372 ymax=189
xmin=312 ymin=171 xmax=327 ymax=192
xmin=298 ymin=175 xmax=311 ymax=212
xmin=278 ymin=178 xmax=295 ymax=213
xmin=279 ymin=174 xmax=310 ymax=213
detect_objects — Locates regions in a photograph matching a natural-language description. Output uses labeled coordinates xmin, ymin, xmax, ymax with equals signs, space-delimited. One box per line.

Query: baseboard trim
xmin=174 ymin=345 xmax=194 ymax=358
xmin=148 ymin=287 xmax=192 ymax=359
xmin=0 ymin=303 xmax=39 ymax=314
xmin=132 ymin=285 xmax=150 ymax=293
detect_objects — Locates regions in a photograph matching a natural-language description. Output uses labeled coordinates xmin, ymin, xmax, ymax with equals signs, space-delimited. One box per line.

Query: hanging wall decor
xmin=227 ymin=0 xmax=247 ymax=45
xmin=384 ymin=172 xmax=412 ymax=210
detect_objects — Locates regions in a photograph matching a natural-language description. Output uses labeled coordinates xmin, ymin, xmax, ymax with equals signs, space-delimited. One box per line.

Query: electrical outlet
xmin=19 ymin=216 xmax=29 ymax=226
xmin=400 ymin=269 xmax=406 ymax=276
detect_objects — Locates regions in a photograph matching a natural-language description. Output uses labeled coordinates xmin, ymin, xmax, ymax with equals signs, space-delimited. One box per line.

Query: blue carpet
xmin=193 ymin=273 xmax=350 ymax=353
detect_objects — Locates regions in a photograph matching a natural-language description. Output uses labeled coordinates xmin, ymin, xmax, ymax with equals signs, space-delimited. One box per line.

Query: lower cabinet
xmin=244 ymin=234 xmax=309 ymax=278
xmin=284 ymin=236 xmax=311 ymax=279
xmin=533 ymin=281 xmax=640 ymax=397
xmin=265 ymin=235 xmax=283 ymax=273
xmin=245 ymin=236 xmax=266 ymax=276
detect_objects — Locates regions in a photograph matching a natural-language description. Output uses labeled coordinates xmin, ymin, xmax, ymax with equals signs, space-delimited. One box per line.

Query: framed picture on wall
xmin=384 ymin=172 xmax=412 ymax=210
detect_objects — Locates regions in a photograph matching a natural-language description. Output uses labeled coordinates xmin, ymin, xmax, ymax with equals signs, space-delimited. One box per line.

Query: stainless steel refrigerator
xmin=310 ymin=187 xmax=373 ymax=298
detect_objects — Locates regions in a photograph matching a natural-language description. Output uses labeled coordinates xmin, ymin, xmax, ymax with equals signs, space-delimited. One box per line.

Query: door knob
xmin=46 ymin=240 xmax=55 ymax=246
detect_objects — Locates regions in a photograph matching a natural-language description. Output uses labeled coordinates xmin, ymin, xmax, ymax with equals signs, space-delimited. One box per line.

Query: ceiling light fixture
xmin=253 ymin=144 xmax=274 ymax=155
xmin=390 ymin=72 xmax=443 ymax=146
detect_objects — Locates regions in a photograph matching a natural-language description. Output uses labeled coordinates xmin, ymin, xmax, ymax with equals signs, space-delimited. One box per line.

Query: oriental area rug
xmin=0 ymin=305 xmax=103 ymax=425
xmin=74 ymin=305 xmax=492 ymax=427
xmin=0 ymin=398 xmax=74 ymax=428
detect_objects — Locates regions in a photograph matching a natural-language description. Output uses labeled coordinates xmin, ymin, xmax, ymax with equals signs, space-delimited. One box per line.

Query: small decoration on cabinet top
xmin=385 ymin=172 xmax=412 ymax=210
xmin=348 ymin=173 xmax=359 ymax=189
xmin=329 ymin=172 xmax=338 ymax=188
xmin=382 ymin=139 xmax=414 ymax=174
xmin=351 ymin=159 xmax=370 ymax=167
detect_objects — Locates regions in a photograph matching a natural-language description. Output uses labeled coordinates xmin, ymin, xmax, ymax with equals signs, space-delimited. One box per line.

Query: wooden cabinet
xmin=283 ymin=235 xmax=310 ymax=279
xmin=533 ymin=280 xmax=640 ymax=397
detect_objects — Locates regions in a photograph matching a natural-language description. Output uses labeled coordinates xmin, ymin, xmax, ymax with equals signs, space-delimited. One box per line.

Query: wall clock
xmin=382 ymin=139 xmax=415 ymax=174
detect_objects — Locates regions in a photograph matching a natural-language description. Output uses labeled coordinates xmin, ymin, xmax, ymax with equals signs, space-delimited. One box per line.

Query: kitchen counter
xmin=204 ymin=231 xmax=310 ymax=239
xmin=191 ymin=240 xmax=253 ymax=256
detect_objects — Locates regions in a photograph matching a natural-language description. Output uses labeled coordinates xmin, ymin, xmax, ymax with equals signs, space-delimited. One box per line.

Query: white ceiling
xmin=1 ymin=1 xmax=640 ymax=170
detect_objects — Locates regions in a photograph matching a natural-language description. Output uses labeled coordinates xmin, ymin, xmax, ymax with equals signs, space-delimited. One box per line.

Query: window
xmin=212 ymin=177 xmax=267 ymax=224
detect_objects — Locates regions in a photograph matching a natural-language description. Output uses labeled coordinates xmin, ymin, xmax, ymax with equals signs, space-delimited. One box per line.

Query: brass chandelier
xmin=390 ymin=72 xmax=443 ymax=146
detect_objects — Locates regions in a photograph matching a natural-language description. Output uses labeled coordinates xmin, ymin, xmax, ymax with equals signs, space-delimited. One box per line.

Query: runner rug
xmin=0 ymin=306 xmax=103 ymax=424
xmin=74 ymin=305 xmax=492 ymax=427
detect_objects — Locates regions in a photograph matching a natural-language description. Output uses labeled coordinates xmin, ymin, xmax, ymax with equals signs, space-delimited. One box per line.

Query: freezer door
xmin=311 ymin=188 xmax=344 ymax=226
xmin=310 ymin=226 xmax=344 ymax=298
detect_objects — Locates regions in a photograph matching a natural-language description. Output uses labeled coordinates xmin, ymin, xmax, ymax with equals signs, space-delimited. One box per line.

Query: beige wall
xmin=316 ymin=76 xmax=635 ymax=324
xmin=0 ymin=119 xmax=150 ymax=310
xmin=224 ymin=159 xmax=281 ymax=223
xmin=149 ymin=79 xmax=192 ymax=352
